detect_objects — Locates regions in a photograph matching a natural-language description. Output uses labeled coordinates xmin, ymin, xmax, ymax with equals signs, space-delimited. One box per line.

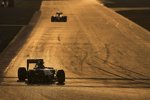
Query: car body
xmin=51 ymin=11 xmax=67 ymax=22
xmin=18 ymin=59 xmax=65 ymax=84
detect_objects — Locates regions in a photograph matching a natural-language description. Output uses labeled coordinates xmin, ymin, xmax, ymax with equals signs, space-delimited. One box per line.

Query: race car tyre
xmin=51 ymin=16 xmax=56 ymax=22
xmin=57 ymin=70 xmax=65 ymax=84
xmin=63 ymin=16 xmax=67 ymax=22
xmin=18 ymin=67 xmax=27 ymax=81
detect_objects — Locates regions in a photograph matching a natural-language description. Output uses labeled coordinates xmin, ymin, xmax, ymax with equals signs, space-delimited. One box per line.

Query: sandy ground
xmin=0 ymin=0 xmax=150 ymax=99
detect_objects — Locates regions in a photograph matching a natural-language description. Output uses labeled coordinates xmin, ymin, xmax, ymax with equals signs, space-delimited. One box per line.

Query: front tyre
xmin=56 ymin=70 xmax=65 ymax=84
xmin=18 ymin=67 xmax=27 ymax=81
xmin=51 ymin=16 xmax=56 ymax=22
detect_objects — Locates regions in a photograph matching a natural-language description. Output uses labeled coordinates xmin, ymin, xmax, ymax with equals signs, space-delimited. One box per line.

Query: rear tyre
xmin=51 ymin=16 xmax=55 ymax=22
xmin=63 ymin=16 xmax=67 ymax=22
xmin=57 ymin=70 xmax=65 ymax=84
xmin=18 ymin=67 xmax=27 ymax=81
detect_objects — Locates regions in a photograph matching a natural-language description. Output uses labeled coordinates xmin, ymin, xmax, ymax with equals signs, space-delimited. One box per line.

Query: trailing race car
xmin=18 ymin=59 xmax=65 ymax=84
xmin=51 ymin=11 xmax=67 ymax=22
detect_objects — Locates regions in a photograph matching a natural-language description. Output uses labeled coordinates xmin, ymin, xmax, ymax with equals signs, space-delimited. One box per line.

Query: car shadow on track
xmin=1 ymin=77 xmax=150 ymax=88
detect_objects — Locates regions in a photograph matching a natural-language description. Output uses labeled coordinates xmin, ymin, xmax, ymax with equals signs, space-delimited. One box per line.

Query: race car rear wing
xmin=27 ymin=59 xmax=44 ymax=70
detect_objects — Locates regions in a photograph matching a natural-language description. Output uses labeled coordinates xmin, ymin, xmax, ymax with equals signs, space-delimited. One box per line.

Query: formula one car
xmin=51 ymin=11 xmax=67 ymax=22
xmin=18 ymin=59 xmax=65 ymax=84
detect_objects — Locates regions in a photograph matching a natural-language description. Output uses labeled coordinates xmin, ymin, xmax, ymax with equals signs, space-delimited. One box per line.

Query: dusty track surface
xmin=0 ymin=0 xmax=150 ymax=99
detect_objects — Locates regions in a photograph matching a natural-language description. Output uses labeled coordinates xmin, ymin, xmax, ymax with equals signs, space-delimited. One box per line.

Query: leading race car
xmin=51 ymin=11 xmax=67 ymax=22
xmin=18 ymin=59 xmax=65 ymax=84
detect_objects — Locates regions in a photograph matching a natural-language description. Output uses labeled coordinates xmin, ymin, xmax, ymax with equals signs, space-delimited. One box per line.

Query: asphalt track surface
xmin=0 ymin=0 xmax=150 ymax=99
